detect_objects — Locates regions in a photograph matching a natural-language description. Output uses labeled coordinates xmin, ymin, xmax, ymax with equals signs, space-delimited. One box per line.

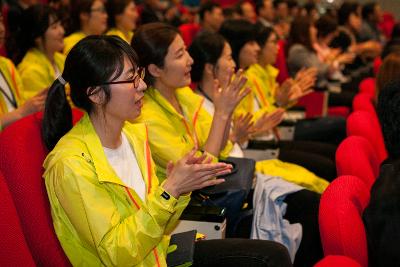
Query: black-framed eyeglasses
xmin=100 ymin=68 xmax=145 ymax=88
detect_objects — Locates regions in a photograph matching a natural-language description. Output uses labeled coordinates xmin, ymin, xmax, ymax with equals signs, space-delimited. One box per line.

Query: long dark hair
xmin=254 ymin=22 xmax=275 ymax=48
xmin=287 ymin=16 xmax=315 ymax=53
xmin=42 ymin=35 xmax=138 ymax=150
xmin=189 ymin=32 xmax=226 ymax=83
xmin=14 ymin=4 xmax=60 ymax=64
xmin=67 ymin=0 xmax=96 ymax=35
xmin=106 ymin=0 xmax=133 ymax=28
xmin=131 ymin=22 xmax=179 ymax=86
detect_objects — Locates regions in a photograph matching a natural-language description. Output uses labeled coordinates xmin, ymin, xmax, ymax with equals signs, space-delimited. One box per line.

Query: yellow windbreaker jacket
xmin=0 ymin=56 xmax=24 ymax=114
xmin=63 ymin=32 xmax=86 ymax=55
xmin=136 ymin=86 xmax=232 ymax=182
xmin=17 ymin=48 xmax=65 ymax=100
xmin=43 ymin=113 xmax=190 ymax=267
xmin=106 ymin=28 xmax=134 ymax=44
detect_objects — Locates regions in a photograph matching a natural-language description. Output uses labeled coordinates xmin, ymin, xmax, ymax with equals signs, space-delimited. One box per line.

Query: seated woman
xmin=16 ymin=4 xmax=65 ymax=101
xmin=189 ymin=31 xmax=333 ymax=187
xmin=63 ymin=0 xmax=108 ymax=55
xmin=219 ymin=19 xmax=346 ymax=145
xmin=105 ymin=0 xmax=139 ymax=44
xmin=132 ymin=22 xmax=323 ymax=266
xmin=0 ymin=10 xmax=46 ymax=130
xmin=43 ymin=35 xmax=292 ymax=267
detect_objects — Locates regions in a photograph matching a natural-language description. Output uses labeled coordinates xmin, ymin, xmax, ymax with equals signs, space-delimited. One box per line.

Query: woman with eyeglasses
xmin=63 ymin=0 xmax=108 ymax=55
xmin=15 ymin=4 xmax=63 ymax=101
xmin=106 ymin=0 xmax=139 ymax=44
xmin=43 ymin=35 xmax=291 ymax=267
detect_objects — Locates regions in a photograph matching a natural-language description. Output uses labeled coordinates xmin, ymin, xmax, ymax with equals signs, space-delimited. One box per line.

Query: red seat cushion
xmin=327 ymin=106 xmax=350 ymax=118
xmin=352 ymin=93 xmax=376 ymax=115
xmin=336 ymin=136 xmax=379 ymax=189
xmin=319 ymin=175 xmax=370 ymax=267
xmin=358 ymin=77 xmax=376 ymax=99
xmin=0 ymin=170 xmax=36 ymax=267
xmin=179 ymin=23 xmax=201 ymax=46
xmin=346 ymin=110 xmax=387 ymax=163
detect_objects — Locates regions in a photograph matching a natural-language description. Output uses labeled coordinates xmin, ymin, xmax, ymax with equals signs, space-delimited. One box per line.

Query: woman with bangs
xmin=189 ymin=31 xmax=335 ymax=189
xmin=63 ymin=0 xmax=108 ymax=55
xmin=43 ymin=35 xmax=291 ymax=267
xmin=105 ymin=0 xmax=139 ymax=44
xmin=132 ymin=22 xmax=323 ymax=266
xmin=15 ymin=4 xmax=64 ymax=101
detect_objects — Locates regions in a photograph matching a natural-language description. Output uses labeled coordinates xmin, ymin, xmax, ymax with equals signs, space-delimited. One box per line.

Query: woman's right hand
xmin=252 ymin=108 xmax=285 ymax=136
xmin=19 ymin=88 xmax=48 ymax=117
xmin=163 ymin=149 xmax=232 ymax=198
xmin=213 ymin=69 xmax=250 ymax=116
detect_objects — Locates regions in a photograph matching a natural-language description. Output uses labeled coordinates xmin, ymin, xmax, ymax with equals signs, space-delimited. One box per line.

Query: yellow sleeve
xmin=46 ymin=156 xmax=189 ymax=267
xmin=18 ymin=65 xmax=50 ymax=101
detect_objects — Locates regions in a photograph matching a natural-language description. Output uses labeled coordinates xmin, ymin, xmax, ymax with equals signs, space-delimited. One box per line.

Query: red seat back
xmin=336 ymin=136 xmax=379 ymax=189
xmin=0 ymin=110 xmax=83 ymax=267
xmin=179 ymin=23 xmax=201 ymax=47
xmin=352 ymin=92 xmax=376 ymax=116
xmin=0 ymin=170 xmax=36 ymax=267
xmin=358 ymin=77 xmax=376 ymax=99
xmin=346 ymin=110 xmax=387 ymax=163
xmin=319 ymin=175 xmax=370 ymax=267
xmin=314 ymin=255 xmax=362 ymax=267
xmin=275 ymin=39 xmax=289 ymax=84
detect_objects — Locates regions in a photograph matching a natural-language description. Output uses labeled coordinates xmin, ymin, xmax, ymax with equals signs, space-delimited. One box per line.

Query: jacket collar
xmin=146 ymin=86 xmax=204 ymax=123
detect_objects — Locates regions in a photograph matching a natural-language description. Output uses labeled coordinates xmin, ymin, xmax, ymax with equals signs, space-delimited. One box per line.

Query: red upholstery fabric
xmin=358 ymin=77 xmax=375 ymax=99
xmin=336 ymin=136 xmax=379 ymax=189
xmin=319 ymin=175 xmax=370 ymax=267
xmin=179 ymin=23 xmax=201 ymax=46
xmin=0 ymin=170 xmax=36 ymax=267
xmin=352 ymin=92 xmax=376 ymax=115
xmin=346 ymin=110 xmax=387 ymax=163
xmin=327 ymin=106 xmax=350 ymax=118
xmin=373 ymin=57 xmax=381 ymax=76
xmin=314 ymin=255 xmax=362 ymax=267
xmin=0 ymin=109 xmax=83 ymax=267
xmin=378 ymin=12 xmax=395 ymax=39
xmin=296 ymin=91 xmax=326 ymax=118
xmin=275 ymin=40 xmax=289 ymax=84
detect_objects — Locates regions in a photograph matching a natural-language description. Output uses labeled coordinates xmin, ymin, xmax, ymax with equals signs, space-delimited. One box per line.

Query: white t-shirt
xmin=103 ymin=133 xmax=146 ymax=201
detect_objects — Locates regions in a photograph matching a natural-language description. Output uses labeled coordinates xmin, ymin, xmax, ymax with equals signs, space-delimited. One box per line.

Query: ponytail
xmin=42 ymin=78 xmax=72 ymax=151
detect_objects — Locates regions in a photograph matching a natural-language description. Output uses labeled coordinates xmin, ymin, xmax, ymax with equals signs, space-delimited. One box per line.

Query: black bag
xmin=190 ymin=157 xmax=255 ymax=235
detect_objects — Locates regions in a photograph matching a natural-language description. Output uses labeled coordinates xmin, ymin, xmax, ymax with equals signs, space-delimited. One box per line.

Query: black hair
xmin=362 ymin=2 xmax=378 ymax=20
xmin=315 ymin=15 xmax=338 ymax=38
xmin=189 ymin=32 xmax=226 ymax=83
xmin=199 ymin=1 xmax=221 ymax=21
xmin=377 ymin=81 xmax=400 ymax=159
xmin=287 ymin=16 xmax=315 ymax=53
xmin=254 ymin=22 xmax=275 ymax=48
xmin=15 ymin=4 xmax=60 ymax=64
xmin=219 ymin=19 xmax=256 ymax=66
xmin=391 ymin=23 xmax=400 ymax=39
xmin=67 ymin=0 xmax=95 ymax=35
xmin=337 ymin=2 xmax=359 ymax=26
xmin=273 ymin=0 xmax=287 ymax=9
xmin=131 ymin=22 xmax=179 ymax=86
xmin=106 ymin=0 xmax=133 ymax=28
xmin=42 ymin=35 xmax=138 ymax=150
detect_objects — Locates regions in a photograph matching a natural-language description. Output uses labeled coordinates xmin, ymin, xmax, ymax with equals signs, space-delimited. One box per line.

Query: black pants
xmin=248 ymin=140 xmax=337 ymax=182
xmin=284 ymin=189 xmax=323 ymax=267
xmin=193 ymin=238 xmax=292 ymax=267
xmin=294 ymin=116 xmax=346 ymax=145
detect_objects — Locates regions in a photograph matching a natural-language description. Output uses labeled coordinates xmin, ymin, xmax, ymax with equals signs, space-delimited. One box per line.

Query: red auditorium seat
xmin=314 ymin=255 xmax=362 ymax=267
xmin=336 ymin=136 xmax=379 ymax=189
xmin=358 ymin=77 xmax=376 ymax=99
xmin=0 ymin=109 xmax=83 ymax=267
xmin=275 ymin=40 xmax=289 ymax=84
xmin=319 ymin=175 xmax=370 ymax=267
xmin=0 ymin=170 xmax=36 ymax=267
xmin=346 ymin=110 xmax=387 ymax=163
xmin=352 ymin=92 xmax=376 ymax=116
xmin=179 ymin=23 xmax=201 ymax=46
